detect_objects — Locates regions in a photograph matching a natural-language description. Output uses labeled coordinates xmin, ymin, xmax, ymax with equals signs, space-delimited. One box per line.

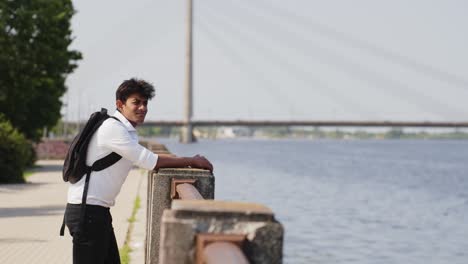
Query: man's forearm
xmin=153 ymin=154 xmax=213 ymax=172
xmin=154 ymin=155 xmax=192 ymax=171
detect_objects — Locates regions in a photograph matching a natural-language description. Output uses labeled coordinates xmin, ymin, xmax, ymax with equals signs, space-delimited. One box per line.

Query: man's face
xmin=117 ymin=93 xmax=148 ymax=127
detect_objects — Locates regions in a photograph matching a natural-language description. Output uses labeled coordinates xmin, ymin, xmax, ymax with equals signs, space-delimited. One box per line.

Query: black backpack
xmin=63 ymin=108 xmax=122 ymax=183
xmin=60 ymin=108 xmax=122 ymax=236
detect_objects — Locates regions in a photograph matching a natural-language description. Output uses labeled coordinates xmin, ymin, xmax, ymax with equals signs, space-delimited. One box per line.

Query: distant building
xmin=217 ymin=126 xmax=253 ymax=138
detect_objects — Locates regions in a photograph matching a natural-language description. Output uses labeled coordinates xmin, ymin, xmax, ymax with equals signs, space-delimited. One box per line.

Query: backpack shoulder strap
xmin=91 ymin=115 xmax=122 ymax=171
xmin=109 ymin=116 xmax=120 ymax=122
xmin=91 ymin=152 xmax=122 ymax=171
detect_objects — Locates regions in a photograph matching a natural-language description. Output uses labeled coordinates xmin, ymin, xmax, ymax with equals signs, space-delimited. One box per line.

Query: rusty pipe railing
xmin=176 ymin=183 xmax=203 ymax=200
xmin=172 ymin=179 xmax=251 ymax=264
xmin=204 ymin=242 xmax=249 ymax=264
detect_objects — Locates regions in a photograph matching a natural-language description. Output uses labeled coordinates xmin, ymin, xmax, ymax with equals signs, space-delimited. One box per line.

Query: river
xmin=157 ymin=138 xmax=468 ymax=264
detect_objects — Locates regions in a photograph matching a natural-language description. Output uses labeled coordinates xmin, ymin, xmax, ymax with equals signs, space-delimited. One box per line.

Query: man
xmin=65 ymin=78 xmax=213 ymax=263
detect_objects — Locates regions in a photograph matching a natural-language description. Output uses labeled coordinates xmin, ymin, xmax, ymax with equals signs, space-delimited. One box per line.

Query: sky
xmin=65 ymin=0 xmax=468 ymax=122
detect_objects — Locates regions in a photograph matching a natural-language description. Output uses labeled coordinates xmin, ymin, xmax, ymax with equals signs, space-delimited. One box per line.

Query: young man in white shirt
xmin=65 ymin=78 xmax=213 ymax=264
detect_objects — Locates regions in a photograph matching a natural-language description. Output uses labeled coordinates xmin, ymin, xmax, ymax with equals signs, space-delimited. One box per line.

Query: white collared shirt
xmin=67 ymin=110 xmax=158 ymax=207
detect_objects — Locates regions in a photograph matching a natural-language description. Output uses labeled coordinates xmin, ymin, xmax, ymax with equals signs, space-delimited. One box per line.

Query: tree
xmin=385 ymin=128 xmax=404 ymax=139
xmin=0 ymin=0 xmax=81 ymax=140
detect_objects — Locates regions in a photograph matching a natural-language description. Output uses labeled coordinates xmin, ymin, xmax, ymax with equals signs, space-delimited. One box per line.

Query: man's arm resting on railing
xmin=154 ymin=154 xmax=213 ymax=172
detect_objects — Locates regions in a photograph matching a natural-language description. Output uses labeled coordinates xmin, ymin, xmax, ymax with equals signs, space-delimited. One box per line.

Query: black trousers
xmin=65 ymin=203 xmax=121 ymax=264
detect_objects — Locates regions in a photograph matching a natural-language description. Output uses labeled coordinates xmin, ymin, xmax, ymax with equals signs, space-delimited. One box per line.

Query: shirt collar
xmin=113 ymin=110 xmax=136 ymax=132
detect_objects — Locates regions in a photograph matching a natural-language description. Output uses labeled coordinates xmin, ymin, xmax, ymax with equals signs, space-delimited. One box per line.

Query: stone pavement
xmin=0 ymin=160 xmax=148 ymax=264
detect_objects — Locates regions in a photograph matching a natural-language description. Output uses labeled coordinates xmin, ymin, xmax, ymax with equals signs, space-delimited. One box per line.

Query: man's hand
xmin=154 ymin=154 xmax=214 ymax=172
xmin=190 ymin=154 xmax=214 ymax=172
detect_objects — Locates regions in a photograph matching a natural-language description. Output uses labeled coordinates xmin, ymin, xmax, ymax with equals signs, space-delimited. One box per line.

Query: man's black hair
xmin=116 ymin=78 xmax=155 ymax=102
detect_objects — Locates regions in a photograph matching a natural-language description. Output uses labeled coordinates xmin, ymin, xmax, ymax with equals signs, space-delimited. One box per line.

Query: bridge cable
xmin=197 ymin=2 xmax=379 ymax=120
xmin=200 ymin=0 xmax=465 ymax=119
xmin=250 ymin=0 xmax=468 ymax=90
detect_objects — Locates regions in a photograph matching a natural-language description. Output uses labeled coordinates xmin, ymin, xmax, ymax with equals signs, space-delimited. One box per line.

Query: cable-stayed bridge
xmin=161 ymin=0 xmax=468 ymax=142
xmin=65 ymin=1 xmax=468 ymax=143
xmin=140 ymin=120 xmax=468 ymax=128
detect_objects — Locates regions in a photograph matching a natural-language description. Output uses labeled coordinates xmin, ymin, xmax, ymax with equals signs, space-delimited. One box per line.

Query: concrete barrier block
xmin=147 ymin=169 xmax=214 ymax=264
xmin=159 ymin=200 xmax=283 ymax=264
xmin=147 ymin=143 xmax=170 ymax=154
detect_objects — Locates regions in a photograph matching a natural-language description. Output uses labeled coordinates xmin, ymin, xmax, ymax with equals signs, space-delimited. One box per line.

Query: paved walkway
xmin=0 ymin=160 xmax=148 ymax=264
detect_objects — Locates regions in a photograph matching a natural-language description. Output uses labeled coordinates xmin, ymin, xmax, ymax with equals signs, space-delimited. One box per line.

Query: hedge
xmin=0 ymin=116 xmax=34 ymax=183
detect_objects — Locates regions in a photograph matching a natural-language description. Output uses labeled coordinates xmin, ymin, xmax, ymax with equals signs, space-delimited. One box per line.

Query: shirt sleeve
xmin=97 ymin=120 xmax=158 ymax=170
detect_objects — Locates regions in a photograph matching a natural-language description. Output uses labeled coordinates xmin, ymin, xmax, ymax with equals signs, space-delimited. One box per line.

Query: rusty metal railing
xmin=171 ymin=179 xmax=251 ymax=264
xmin=200 ymin=235 xmax=249 ymax=264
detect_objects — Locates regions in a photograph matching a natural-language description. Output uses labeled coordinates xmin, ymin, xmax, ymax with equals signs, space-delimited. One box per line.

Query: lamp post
xmin=182 ymin=0 xmax=194 ymax=143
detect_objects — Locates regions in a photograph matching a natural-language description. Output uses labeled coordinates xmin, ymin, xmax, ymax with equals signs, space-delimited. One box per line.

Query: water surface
xmin=158 ymin=139 xmax=468 ymax=264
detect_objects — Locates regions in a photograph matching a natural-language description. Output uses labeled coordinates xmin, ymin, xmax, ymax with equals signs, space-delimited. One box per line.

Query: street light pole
xmin=182 ymin=0 xmax=194 ymax=143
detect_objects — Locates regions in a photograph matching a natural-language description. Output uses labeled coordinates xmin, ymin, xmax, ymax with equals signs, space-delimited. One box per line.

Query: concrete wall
xmin=34 ymin=139 xmax=69 ymax=159
xmin=159 ymin=200 xmax=284 ymax=264
xmin=146 ymin=168 xmax=214 ymax=264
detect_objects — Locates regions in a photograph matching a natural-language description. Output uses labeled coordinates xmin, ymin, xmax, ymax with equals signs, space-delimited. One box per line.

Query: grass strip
xmin=23 ymin=164 xmax=42 ymax=180
xmin=23 ymin=170 xmax=34 ymax=180
xmin=120 ymin=195 xmax=141 ymax=264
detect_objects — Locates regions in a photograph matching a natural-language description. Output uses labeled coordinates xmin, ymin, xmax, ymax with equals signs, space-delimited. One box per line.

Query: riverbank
xmin=136 ymin=126 xmax=468 ymax=140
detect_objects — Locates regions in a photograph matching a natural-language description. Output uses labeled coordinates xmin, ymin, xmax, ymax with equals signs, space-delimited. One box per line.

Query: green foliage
xmin=259 ymin=126 xmax=290 ymax=138
xmin=385 ymin=128 xmax=404 ymax=139
xmin=137 ymin=126 xmax=174 ymax=137
xmin=120 ymin=195 xmax=141 ymax=264
xmin=25 ymin=140 xmax=37 ymax=166
xmin=128 ymin=196 xmax=141 ymax=223
xmin=119 ymin=244 xmax=131 ymax=264
xmin=0 ymin=0 xmax=82 ymax=141
xmin=0 ymin=115 xmax=34 ymax=183
xmin=327 ymin=129 xmax=345 ymax=139
xmin=23 ymin=169 xmax=34 ymax=179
